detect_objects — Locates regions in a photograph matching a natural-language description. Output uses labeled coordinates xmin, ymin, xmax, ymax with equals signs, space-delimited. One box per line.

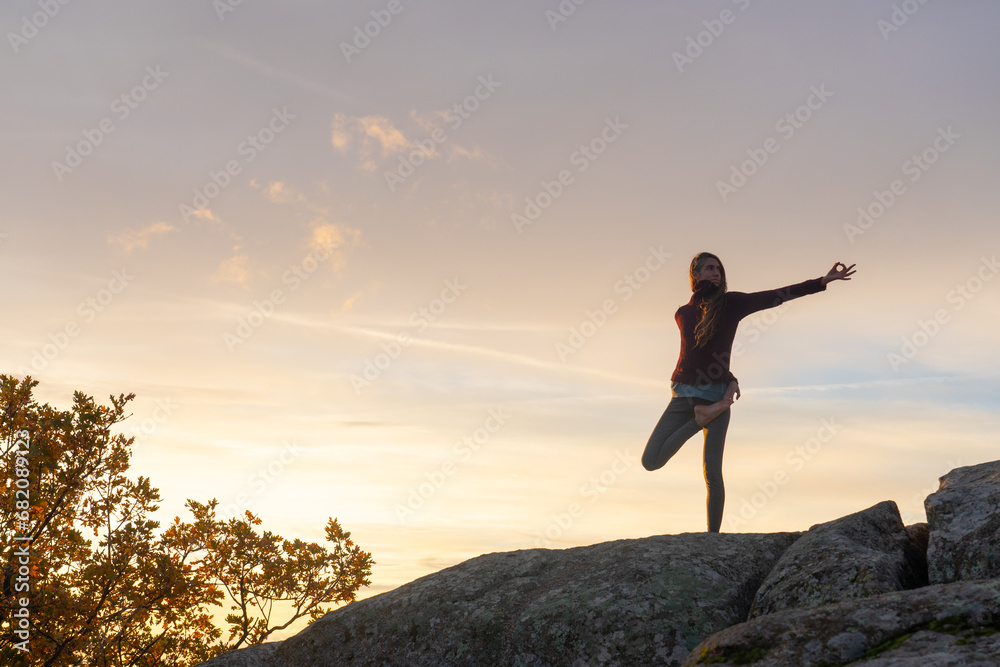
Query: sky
xmin=3 ymin=0 xmax=1000 ymax=640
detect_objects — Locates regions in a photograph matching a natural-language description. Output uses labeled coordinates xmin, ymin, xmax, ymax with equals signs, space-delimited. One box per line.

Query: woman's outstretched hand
xmin=821 ymin=262 xmax=857 ymax=286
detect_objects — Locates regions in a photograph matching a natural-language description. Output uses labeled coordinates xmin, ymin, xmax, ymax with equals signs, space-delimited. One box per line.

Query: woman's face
xmin=695 ymin=257 xmax=723 ymax=286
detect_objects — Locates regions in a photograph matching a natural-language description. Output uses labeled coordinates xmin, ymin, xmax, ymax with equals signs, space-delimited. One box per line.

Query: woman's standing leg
xmin=702 ymin=406 xmax=731 ymax=532
xmin=641 ymin=396 xmax=704 ymax=471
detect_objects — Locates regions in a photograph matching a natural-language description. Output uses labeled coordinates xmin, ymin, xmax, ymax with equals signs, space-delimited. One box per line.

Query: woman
xmin=641 ymin=252 xmax=856 ymax=532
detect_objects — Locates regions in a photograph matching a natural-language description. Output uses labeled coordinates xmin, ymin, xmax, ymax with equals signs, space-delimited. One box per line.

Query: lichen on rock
xmin=925 ymin=460 xmax=1000 ymax=584
xmin=747 ymin=500 xmax=927 ymax=619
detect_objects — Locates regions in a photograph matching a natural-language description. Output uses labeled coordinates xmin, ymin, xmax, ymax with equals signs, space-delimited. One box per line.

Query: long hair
xmin=689 ymin=252 xmax=727 ymax=348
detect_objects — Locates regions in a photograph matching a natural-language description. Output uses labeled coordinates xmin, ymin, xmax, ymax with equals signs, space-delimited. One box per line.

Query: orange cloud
xmin=108 ymin=222 xmax=175 ymax=252
xmin=212 ymin=248 xmax=251 ymax=288
xmin=332 ymin=114 xmax=425 ymax=172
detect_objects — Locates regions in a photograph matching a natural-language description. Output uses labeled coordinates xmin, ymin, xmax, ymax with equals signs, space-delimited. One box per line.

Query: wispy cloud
xmin=269 ymin=314 xmax=672 ymax=390
xmin=331 ymin=108 xmax=501 ymax=178
xmin=339 ymin=291 xmax=363 ymax=313
xmin=108 ymin=222 xmax=175 ymax=252
xmin=446 ymin=143 xmax=503 ymax=167
xmin=307 ymin=220 xmax=362 ymax=271
xmin=252 ymin=180 xmax=304 ymax=204
xmin=332 ymin=114 xmax=418 ymax=171
xmin=212 ymin=247 xmax=251 ymax=288
xmin=358 ymin=116 xmax=414 ymax=155
xmin=199 ymin=39 xmax=354 ymax=102
xmin=191 ymin=208 xmax=221 ymax=224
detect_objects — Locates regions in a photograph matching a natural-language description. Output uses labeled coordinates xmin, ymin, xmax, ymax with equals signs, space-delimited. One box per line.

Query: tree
xmin=1 ymin=375 xmax=373 ymax=666
xmin=162 ymin=503 xmax=373 ymax=650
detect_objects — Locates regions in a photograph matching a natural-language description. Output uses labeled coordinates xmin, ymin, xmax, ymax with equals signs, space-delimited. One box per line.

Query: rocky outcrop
xmin=198 ymin=459 xmax=1000 ymax=667
xmin=925 ymin=460 xmax=1000 ymax=584
xmin=268 ymin=533 xmax=799 ymax=667
xmin=683 ymin=578 xmax=1000 ymax=666
xmin=200 ymin=644 xmax=279 ymax=667
xmin=748 ymin=500 xmax=927 ymax=618
xmin=905 ymin=521 xmax=929 ymax=553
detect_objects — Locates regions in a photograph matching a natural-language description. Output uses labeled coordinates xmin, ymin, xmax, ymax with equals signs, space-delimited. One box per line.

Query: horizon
xmin=4 ymin=0 xmax=999 ymax=642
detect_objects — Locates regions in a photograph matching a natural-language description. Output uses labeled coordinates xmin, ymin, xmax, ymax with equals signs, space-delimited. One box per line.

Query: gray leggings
xmin=641 ymin=395 xmax=730 ymax=532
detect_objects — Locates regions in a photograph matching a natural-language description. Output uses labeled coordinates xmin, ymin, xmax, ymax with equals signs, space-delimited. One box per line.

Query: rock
xmin=857 ymin=628 xmax=1000 ymax=667
xmin=198 ymin=643 xmax=279 ymax=667
xmin=748 ymin=500 xmax=927 ymax=618
xmin=905 ymin=521 xmax=929 ymax=554
xmin=683 ymin=578 xmax=1000 ymax=667
xmin=266 ymin=533 xmax=800 ymax=667
xmin=925 ymin=460 xmax=1000 ymax=584
xmin=193 ymin=462 xmax=1000 ymax=667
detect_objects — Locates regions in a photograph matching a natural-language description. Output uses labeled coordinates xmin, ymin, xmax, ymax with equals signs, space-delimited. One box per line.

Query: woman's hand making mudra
xmin=821 ymin=262 xmax=857 ymax=286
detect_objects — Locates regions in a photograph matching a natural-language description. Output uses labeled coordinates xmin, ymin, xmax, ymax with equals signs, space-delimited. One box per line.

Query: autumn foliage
xmin=0 ymin=375 xmax=373 ymax=666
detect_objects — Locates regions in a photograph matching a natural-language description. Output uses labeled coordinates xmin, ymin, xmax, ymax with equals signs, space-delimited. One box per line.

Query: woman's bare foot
xmin=694 ymin=398 xmax=733 ymax=427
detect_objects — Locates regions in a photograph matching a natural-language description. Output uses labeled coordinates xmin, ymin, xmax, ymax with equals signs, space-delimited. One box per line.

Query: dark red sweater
xmin=670 ymin=277 xmax=827 ymax=386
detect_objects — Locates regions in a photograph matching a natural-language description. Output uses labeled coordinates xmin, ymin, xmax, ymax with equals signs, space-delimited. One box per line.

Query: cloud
xmin=212 ymin=248 xmax=251 ymax=288
xmin=358 ymin=117 xmax=413 ymax=154
xmin=268 ymin=314 xmax=673 ymax=390
xmin=308 ymin=220 xmax=362 ymax=271
xmin=339 ymin=291 xmax=363 ymax=313
xmin=332 ymin=114 xmax=426 ymax=172
xmin=108 ymin=222 xmax=175 ymax=252
xmin=330 ymin=111 xmax=501 ymax=179
xmin=309 ymin=222 xmax=346 ymax=252
xmin=252 ymin=180 xmax=303 ymax=204
xmin=191 ymin=208 xmax=221 ymax=223
xmin=409 ymin=108 xmax=444 ymax=133
xmin=200 ymin=39 xmax=353 ymax=102
xmin=336 ymin=280 xmax=381 ymax=315
xmin=331 ymin=124 xmax=352 ymax=151
xmin=446 ymin=143 xmax=503 ymax=167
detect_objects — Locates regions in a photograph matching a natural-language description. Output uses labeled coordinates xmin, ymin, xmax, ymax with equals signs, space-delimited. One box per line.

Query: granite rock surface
xmin=748 ymin=500 xmax=927 ymax=618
